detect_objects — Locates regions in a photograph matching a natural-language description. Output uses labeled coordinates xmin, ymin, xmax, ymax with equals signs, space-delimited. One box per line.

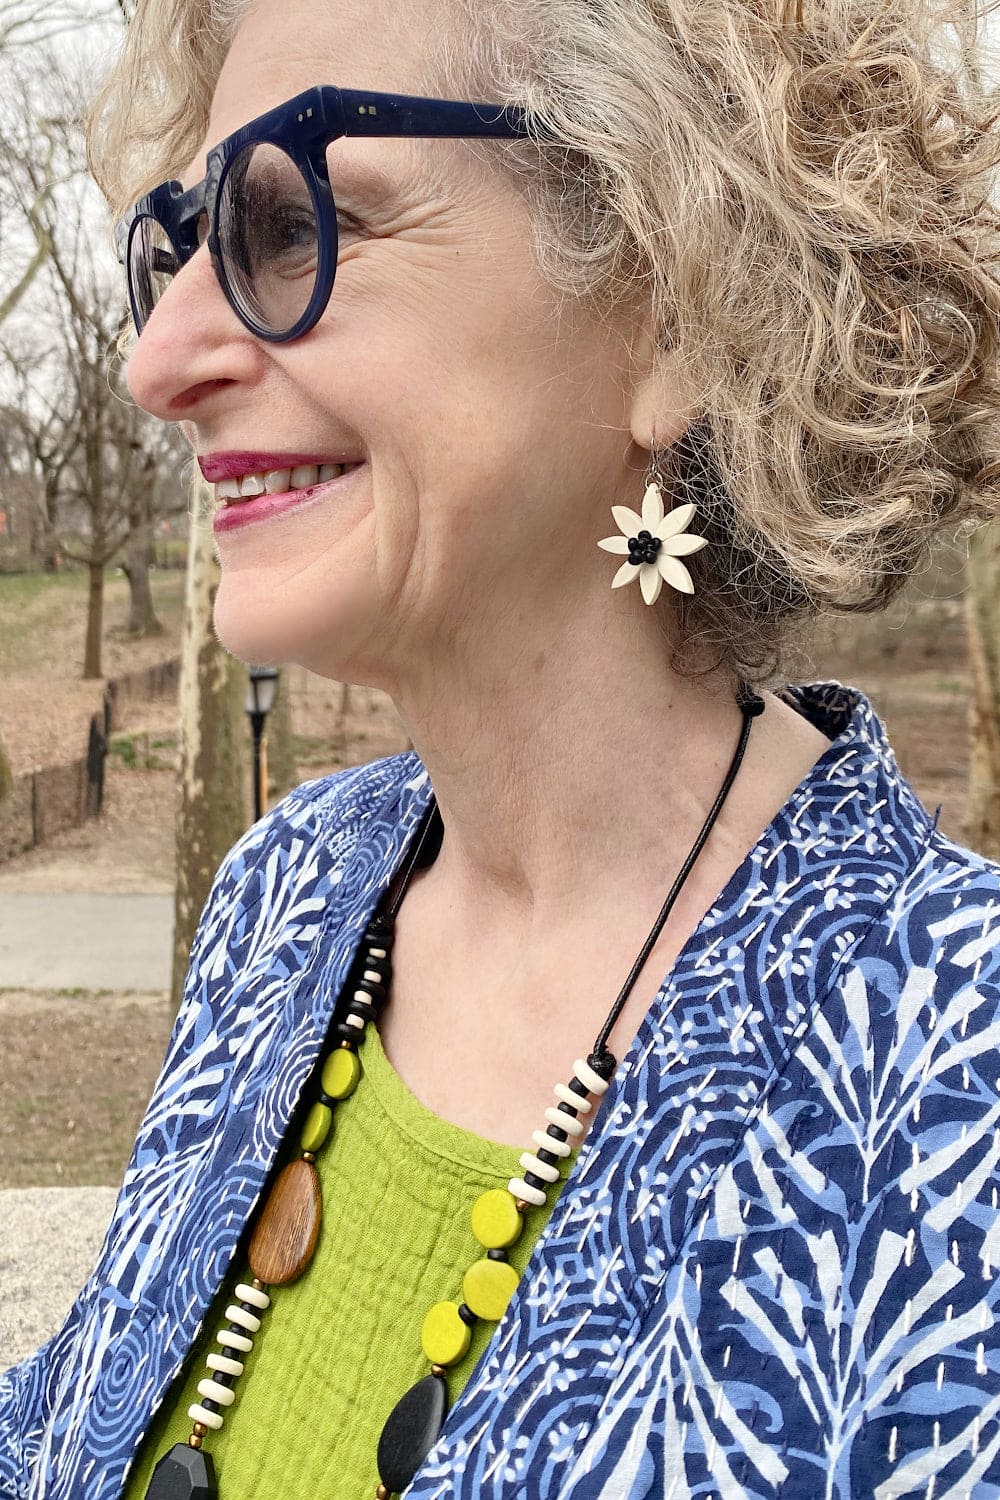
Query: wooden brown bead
xmin=248 ymin=1158 xmax=321 ymax=1285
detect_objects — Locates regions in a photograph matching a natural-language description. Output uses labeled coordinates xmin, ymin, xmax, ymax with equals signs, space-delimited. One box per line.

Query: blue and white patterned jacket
xmin=3 ymin=682 xmax=1000 ymax=1500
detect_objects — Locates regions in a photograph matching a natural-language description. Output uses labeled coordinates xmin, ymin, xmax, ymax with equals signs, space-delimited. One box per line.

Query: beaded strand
xmin=144 ymin=690 xmax=763 ymax=1500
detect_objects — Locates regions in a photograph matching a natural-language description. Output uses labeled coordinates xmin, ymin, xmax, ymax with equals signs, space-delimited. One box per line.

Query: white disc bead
xmin=235 ymin=1283 xmax=271 ymax=1310
xmin=217 ymin=1329 xmax=253 ymax=1354
xmin=554 ymin=1083 xmax=591 ymax=1113
xmin=345 ymin=1011 xmax=366 ymax=1029
xmin=574 ymin=1058 xmax=611 ymax=1095
xmin=188 ymin=1403 xmax=224 ymax=1431
xmin=363 ymin=971 xmax=382 ymax=984
xmin=545 ymin=1106 xmax=585 ymax=1138
xmin=369 ymin=948 xmax=388 ymax=959
xmin=533 ymin=1128 xmax=571 ymax=1158
xmin=508 ymin=1176 xmax=548 ymax=1207
xmin=225 ymin=1304 xmax=261 ymax=1333
xmin=519 ymin=1151 xmax=560 ymax=1183
xmin=198 ymin=1378 xmax=236 ymax=1407
xmin=207 ymin=1352 xmax=245 ymax=1378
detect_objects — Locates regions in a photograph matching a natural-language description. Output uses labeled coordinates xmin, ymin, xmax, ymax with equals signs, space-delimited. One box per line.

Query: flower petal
xmin=598 ymin=535 xmax=630 ymax=553
xmin=656 ymin=502 xmax=697 ymax=540
xmin=657 ymin=554 xmax=695 ymax=594
xmin=639 ymin=563 xmax=663 ymax=605
xmin=612 ymin=561 xmax=640 ymax=588
xmin=611 ymin=505 xmax=644 ymax=537
xmin=641 ymin=484 xmax=664 ymax=530
xmin=661 ymin=532 xmax=709 ymax=557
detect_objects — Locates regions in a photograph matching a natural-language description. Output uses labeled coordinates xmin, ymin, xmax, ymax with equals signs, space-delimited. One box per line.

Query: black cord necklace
xmin=144 ymin=686 xmax=764 ymax=1500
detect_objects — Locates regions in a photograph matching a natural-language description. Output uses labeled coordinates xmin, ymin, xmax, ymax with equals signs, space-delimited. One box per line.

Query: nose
xmin=125 ymin=242 xmax=265 ymax=422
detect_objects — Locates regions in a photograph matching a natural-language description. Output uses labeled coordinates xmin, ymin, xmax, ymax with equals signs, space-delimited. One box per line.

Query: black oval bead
xmin=376 ymin=1373 xmax=447 ymax=1494
xmin=145 ymin=1442 xmax=217 ymax=1500
xmin=457 ymin=1302 xmax=476 ymax=1327
xmin=487 ymin=1248 xmax=508 ymax=1262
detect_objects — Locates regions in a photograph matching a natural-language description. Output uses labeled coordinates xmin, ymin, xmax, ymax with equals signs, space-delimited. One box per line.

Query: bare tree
xmin=0 ymin=64 xmax=184 ymax=674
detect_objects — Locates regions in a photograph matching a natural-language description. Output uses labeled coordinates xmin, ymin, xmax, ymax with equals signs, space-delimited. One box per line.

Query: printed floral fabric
xmin=2 ymin=682 xmax=1000 ymax=1499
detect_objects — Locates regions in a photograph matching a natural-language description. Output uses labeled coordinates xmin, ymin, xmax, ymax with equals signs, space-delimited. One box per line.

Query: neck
xmin=385 ymin=599 xmax=748 ymax=927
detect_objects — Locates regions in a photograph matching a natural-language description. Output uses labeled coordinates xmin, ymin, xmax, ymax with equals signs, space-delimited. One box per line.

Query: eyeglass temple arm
xmin=336 ymin=88 xmax=539 ymax=140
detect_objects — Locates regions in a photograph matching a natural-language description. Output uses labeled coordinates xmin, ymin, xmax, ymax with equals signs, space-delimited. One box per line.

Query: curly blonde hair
xmin=89 ymin=0 xmax=1000 ymax=684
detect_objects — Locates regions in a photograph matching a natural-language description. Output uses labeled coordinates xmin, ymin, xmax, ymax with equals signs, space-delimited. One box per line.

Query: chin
xmin=211 ymin=572 xmax=381 ymax=680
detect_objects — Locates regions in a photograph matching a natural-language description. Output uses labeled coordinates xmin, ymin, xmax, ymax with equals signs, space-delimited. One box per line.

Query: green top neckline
xmin=362 ymin=1025 xmax=524 ymax=1179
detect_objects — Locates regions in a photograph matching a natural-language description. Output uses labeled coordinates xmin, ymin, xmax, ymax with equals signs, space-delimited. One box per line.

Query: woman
xmin=4 ymin=0 xmax=1000 ymax=1494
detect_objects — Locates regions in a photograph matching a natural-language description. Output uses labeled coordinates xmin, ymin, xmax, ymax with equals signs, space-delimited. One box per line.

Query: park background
xmin=0 ymin=0 xmax=998 ymax=1371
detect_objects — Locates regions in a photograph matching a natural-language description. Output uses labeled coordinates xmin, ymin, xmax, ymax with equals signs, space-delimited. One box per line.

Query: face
xmin=125 ymin=0 xmax=649 ymax=690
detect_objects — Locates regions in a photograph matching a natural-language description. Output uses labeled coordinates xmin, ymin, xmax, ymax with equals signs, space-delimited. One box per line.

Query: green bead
xmin=322 ymin=1047 xmax=362 ymax=1100
xmin=420 ymin=1301 xmax=472 ymax=1367
xmin=470 ymin=1189 xmax=523 ymax=1250
xmin=300 ymin=1102 xmax=333 ymax=1154
xmin=462 ymin=1257 xmax=520 ymax=1323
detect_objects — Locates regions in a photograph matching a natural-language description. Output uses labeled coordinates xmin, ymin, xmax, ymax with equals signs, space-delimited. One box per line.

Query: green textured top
xmin=122 ymin=1027 xmax=561 ymax=1499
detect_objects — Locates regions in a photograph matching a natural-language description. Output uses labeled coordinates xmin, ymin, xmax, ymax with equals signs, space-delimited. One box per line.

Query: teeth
xmin=215 ymin=461 xmax=356 ymax=504
xmin=290 ymin=464 xmax=321 ymax=489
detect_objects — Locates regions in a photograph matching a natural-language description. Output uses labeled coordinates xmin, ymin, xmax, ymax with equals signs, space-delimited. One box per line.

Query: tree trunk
xmin=171 ymin=477 xmax=250 ymax=1011
xmin=83 ymin=559 xmax=104 ymax=679
xmin=123 ymin=526 xmax=163 ymax=636
xmin=123 ymin=453 xmax=163 ymax=637
xmin=965 ymin=525 xmax=1000 ymax=860
xmin=265 ymin=674 xmax=299 ymax=803
xmin=0 ymin=728 xmax=12 ymax=803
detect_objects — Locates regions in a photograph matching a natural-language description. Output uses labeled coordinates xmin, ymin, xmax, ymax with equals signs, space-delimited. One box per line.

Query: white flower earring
xmin=598 ymin=470 xmax=709 ymax=606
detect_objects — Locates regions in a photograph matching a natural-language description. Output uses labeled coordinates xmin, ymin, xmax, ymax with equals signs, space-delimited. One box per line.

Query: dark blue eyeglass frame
xmin=115 ymin=85 xmax=544 ymax=344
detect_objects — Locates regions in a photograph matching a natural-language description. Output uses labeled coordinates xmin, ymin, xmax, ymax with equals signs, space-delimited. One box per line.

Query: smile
xmin=209 ymin=460 xmax=365 ymax=535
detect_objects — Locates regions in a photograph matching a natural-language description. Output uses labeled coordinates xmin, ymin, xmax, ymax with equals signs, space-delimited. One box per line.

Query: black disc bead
xmin=347 ymin=999 xmax=380 ymax=1026
xmin=546 ymin=1123 xmax=569 ymax=1144
xmin=522 ymin=1170 xmax=548 ymax=1192
xmin=317 ymin=1092 xmax=338 ymax=1111
xmin=568 ymin=1077 xmax=589 ymax=1099
xmin=487 ymin=1249 xmax=508 ymax=1262
xmin=535 ymin=1147 xmax=561 ymax=1168
xmin=556 ymin=1101 xmax=580 ymax=1120
xmin=335 ymin=1021 xmax=367 ymax=1044
xmin=200 ymin=1397 xmax=220 ymax=1414
xmin=457 ymin=1303 xmax=476 ymax=1327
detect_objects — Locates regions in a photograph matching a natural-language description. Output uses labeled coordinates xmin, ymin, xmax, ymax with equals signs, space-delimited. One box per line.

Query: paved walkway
xmin=0 ymin=1187 xmax=117 ymax=1371
xmin=0 ymin=892 xmax=173 ymax=990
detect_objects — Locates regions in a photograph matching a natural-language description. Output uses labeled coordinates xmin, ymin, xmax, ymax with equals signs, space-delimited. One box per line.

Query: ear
xmin=627 ymin=326 xmax=704 ymax=454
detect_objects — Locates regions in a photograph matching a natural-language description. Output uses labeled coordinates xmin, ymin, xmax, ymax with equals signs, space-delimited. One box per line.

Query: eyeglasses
xmin=115 ymin=85 xmax=541 ymax=344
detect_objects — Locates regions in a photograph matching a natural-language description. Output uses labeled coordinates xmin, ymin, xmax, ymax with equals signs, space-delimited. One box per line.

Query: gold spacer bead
xmin=340 ymin=1040 xmax=354 ymax=1050
xmin=252 ymin=1279 xmax=265 ymax=1291
xmin=192 ymin=1423 xmax=208 ymax=1438
xmin=430 ymin=1364 xmax=446 ymax=1377
xmin=188 ymin=1434 xmax=203 ymax=1450
xmin=376 ymin=1486 xmax=391 ymax=1499
xmin=302 ymin=1151 xmax=316 ymax=1163
xmin=515 ymin=1199 xmax=529 ymax=1214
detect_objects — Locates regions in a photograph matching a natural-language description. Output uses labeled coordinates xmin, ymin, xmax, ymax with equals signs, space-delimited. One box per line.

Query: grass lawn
xmin=0 ymin=568 xmax=185 ymax=679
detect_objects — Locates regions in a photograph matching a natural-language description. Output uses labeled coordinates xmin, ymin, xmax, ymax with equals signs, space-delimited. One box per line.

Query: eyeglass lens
xmin=217 ymin=142 xmax=321 ymax=336
xmin=129 ymin=215 xmax=180 ymax=331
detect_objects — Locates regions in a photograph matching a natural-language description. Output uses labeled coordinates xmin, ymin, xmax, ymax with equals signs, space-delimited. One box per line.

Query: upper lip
xmin=198 ymin=452 xmax=361 ymax=482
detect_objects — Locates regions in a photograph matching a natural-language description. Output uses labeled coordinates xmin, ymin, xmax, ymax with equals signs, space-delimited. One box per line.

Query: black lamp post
xmin=245 ymin=665 xmax=280 ymax=822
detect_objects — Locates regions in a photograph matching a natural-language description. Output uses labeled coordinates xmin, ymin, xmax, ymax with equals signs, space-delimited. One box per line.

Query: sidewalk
xmin=0 ymin=892 xmax=173 ymax=990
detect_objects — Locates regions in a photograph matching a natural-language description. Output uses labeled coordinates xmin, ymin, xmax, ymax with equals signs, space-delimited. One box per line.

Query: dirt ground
xmin=0 ymin=990 xmax=173 ymax=1189
xmin=0 ymin=543 xmax=980 ymax=1188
